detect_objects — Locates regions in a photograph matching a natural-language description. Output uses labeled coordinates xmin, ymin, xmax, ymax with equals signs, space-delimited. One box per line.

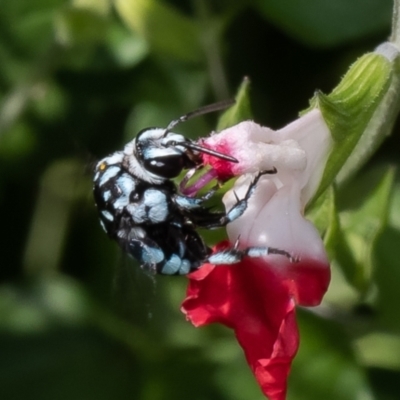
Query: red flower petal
xmin=182 ymin=243 xmax=330 ymax=400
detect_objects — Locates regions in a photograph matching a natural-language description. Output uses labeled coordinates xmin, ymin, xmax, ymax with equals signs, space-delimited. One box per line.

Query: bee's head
xmin=133 ymin=128 xmax=197 ymax=179
xmin=122 ymin=101 xmax=238 ymax=184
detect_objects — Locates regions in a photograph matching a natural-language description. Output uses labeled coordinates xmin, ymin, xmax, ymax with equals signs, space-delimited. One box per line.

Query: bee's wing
xmin=112 ymin=253 xmax=157 ymax=325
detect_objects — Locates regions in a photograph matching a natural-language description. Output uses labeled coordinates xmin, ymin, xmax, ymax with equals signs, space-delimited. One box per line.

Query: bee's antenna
xmin=163 ymin=99 xmax=235 ymax=137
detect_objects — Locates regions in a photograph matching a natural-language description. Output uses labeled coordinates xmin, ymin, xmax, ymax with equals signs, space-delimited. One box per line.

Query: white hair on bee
xmin=122 ymin=139 xmax=166 ymax=184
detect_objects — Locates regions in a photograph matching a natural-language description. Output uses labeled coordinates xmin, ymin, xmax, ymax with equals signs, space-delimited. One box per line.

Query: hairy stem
xmin=391 ymin=0 xmax=400 ymax=47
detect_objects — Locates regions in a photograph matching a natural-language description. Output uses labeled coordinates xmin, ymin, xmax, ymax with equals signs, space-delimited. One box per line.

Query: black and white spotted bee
xmin=93 ymin=101 xmax=293 ymax=275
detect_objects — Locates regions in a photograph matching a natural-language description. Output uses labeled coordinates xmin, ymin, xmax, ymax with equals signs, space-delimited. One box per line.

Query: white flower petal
xmin=224 ymin=178 xmax=328 ymax=263
xmin=214 ymin=109 xmax=332 ymax=264
xmin=205 ymin=109 xmax=332 ymax=205
xmin=277 ymin=109 xmax=332 ymax=204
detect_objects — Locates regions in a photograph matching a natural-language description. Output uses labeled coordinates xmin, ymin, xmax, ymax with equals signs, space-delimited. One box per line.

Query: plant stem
xmin=194 ymin=0 xmax=230 ymax=100
xmin=391 ymin=0 xmax=400 ymax=47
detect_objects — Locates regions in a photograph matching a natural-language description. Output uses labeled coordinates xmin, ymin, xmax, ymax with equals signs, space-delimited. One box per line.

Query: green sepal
xmin=217 ymin=77 xmax=252 ymax=130
xmin=305 ymin=52 xmax=392 ymax=202
xmin=114 ymin=0 xmax=202 ymax=63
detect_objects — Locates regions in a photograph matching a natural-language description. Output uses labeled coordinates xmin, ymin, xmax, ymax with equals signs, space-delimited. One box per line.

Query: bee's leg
xmin=206 ymin=243 xmax=298 ymax=265
xmin=199 ymin=169 xmax=276 ymax=229
xmin=174 ymin=184 xmax=219 ymax=210
xmin=220 ymin=169 xmax=276 ymax=225
xmin=207 ymin=235 xmax=298 ymax=264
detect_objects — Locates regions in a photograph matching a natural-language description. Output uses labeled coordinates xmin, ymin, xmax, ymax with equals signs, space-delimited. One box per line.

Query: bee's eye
xmin=143 ymin=155 xmax=184 ymax=178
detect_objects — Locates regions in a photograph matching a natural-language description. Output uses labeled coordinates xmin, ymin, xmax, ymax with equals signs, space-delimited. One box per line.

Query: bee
xmin=93 ymin=101 xmax=292 ymax=275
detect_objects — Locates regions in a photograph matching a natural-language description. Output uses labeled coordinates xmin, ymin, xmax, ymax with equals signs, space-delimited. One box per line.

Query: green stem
xmin=194 ymin=0 xmax=229 ymax=100
xmin=391 ymin=0 xmax=400 ymax=47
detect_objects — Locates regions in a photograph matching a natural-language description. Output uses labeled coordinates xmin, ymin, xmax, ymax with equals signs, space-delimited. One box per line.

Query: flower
xmin=181 ymin=109 xmax=332 ymax=400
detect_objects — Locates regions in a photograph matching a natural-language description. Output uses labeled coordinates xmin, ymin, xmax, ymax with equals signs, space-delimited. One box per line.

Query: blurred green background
xmin=1 ymin=0 xmax=400 ymax=399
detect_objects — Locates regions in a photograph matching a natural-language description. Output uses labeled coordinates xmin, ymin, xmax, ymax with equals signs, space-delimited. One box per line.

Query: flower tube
xmin=182 ymin=109 xmax=332 ymax=400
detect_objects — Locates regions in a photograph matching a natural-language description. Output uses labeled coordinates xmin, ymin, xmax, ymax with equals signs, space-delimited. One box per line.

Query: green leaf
xmin=255 ymin=0 xmax=391 ymax=48
xmin=373 ymin=179 xmax=400 ymax=331
xmin=307 ymin=52 xmax=393 ymax=201
xmin=0 ymin=0 xmax=66 ymax=59
xmin=31 ymin=80 xmax=67 ymax=121
xmin=333 ymin=167 xmax=395 ymax=292
xmin=106 ymin=24 xmax=149 ymax=68
xmin=306 ymin=185 xmax=336 ymax=237
xmin=355 ymin=332 xmax=400 ymax=371
xmin=72 ymin=0 xmax=111 ymax=16
xmin=114 ymin=0 xmax=203 ymax=63
xmin=375 ymin=226 xmax=400 ymax=331
xmin=216 ymin=77 xmax=252 ymax=131
xmin=289 ymin=310 xmax=373 ymax=400
xmin=0 ymin=121 xmax=36 ymax=160
xmin=54 ymin=6 xmax=109 ymax=47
